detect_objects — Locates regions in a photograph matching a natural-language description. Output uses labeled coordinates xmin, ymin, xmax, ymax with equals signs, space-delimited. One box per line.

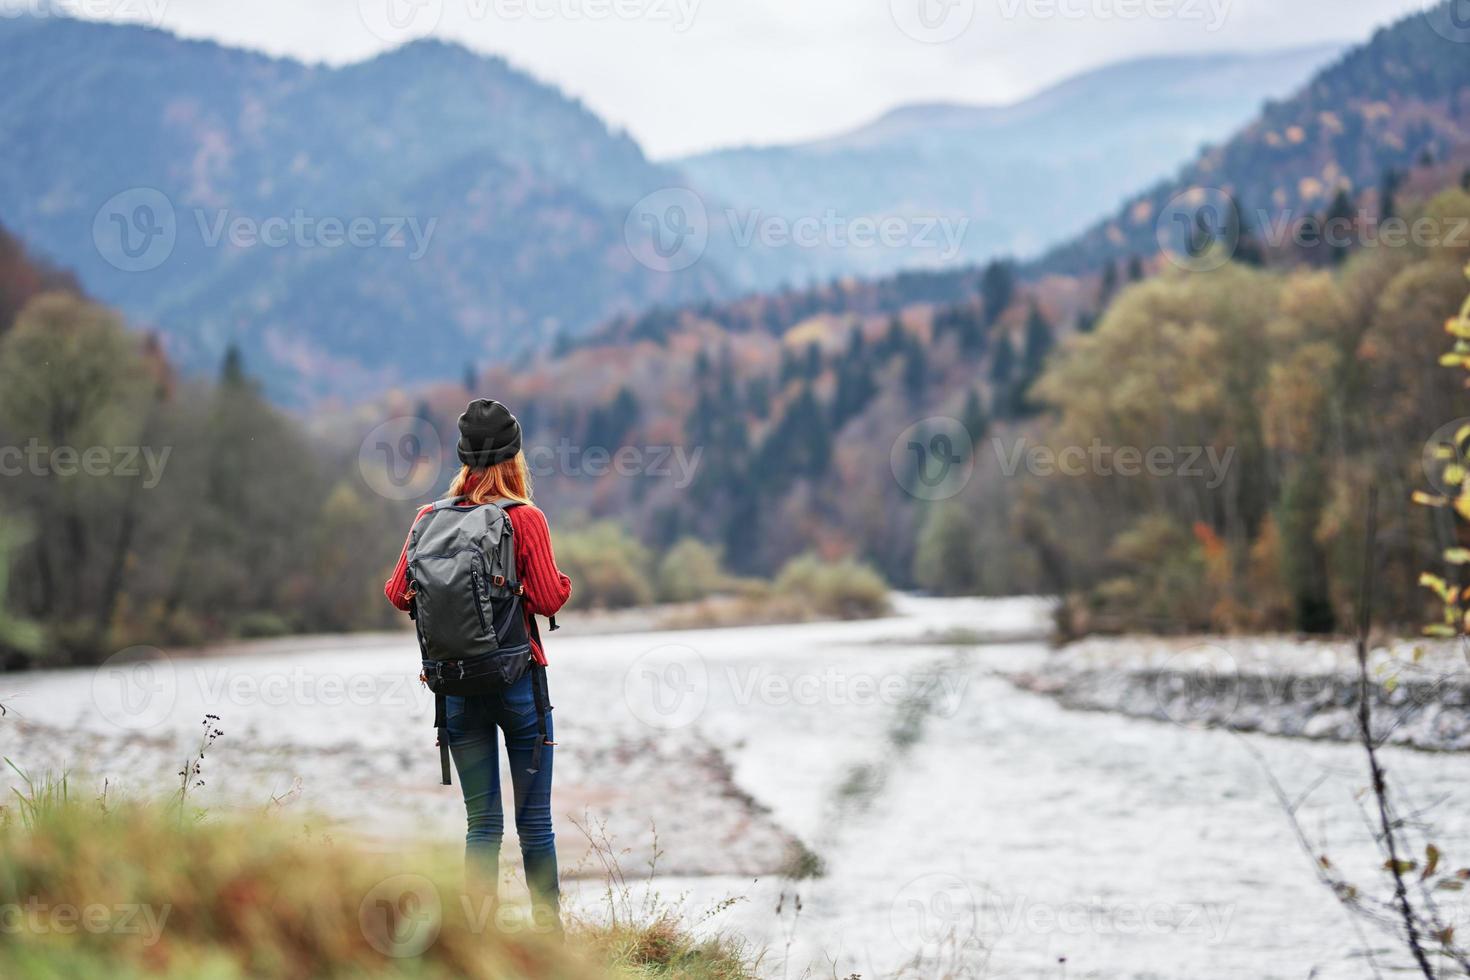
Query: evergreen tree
xmin=957 ymin=306 xmax=985 ymax=356
xmin=1098 ymin=261 xmax=1119 ymax=308
xmin=961 ymin=388 xmax=988 ymax=442
xmin=882 ymin=317 xmax=905 ymax=358
xmin=778 ymin=347 xmax=799 ymax=385
xmin=1379 ymin=168 xmax=1402 ymax=220
xmin=981 ymin=259 xmax=1016 ymax=325
xmin=716 ymin=347 xmax=737 ymax=404
xmin=831 ymin=357 xmax=877 ymax=428
xmin=902 ymin=339 xmax=928 ymax=404
xmin=220 ymin=344 xmax=247 ymax=388
xmin=1021 ymin=303 xmax=1054 ymax=385
xmin=989 ymin=331 xmax=1018 ymax=419
xmin=746 ymin=376 xmax=771 ymax=419
xmin=1324 ymin=188 xmax=1355 ymax=266
xmin=802 ymin=341 xmax=822 ymax=380
xmin=1126 ymin=255 xmax=1145 ymax=282
xmin=989 ymin=330 xmax=1015 ymax=385
xmin=463 ymin=362 xmax=477 ymax=393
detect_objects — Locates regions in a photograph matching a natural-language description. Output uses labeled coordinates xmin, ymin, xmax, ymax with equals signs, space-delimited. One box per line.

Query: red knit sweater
xmin=384 ymin=498 xmax=572 ymax=664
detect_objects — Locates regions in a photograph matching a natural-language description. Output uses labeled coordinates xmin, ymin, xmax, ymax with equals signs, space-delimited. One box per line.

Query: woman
xmin=384 ymin=398 xmax=572 ymax=935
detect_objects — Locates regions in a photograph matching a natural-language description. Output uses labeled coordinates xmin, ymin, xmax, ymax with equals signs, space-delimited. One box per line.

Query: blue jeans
xmin=445 ymin=671 xmax=560 ymax=932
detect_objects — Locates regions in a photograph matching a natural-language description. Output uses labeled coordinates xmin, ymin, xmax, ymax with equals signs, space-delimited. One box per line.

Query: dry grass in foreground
xmin=0 ymin=766 xmax=757 ymax=980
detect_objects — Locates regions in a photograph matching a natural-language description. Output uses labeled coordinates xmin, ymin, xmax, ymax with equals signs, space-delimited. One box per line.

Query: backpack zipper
xmin=469 ymin=557 xmax=490 ymax=634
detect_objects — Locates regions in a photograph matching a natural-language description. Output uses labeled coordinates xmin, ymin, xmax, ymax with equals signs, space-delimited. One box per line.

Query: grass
xmin=0 ymin=763 xmax=758 ymax=980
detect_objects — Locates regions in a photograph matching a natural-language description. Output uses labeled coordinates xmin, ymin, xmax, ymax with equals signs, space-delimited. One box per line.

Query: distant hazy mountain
xmin=676 ymin=45 xmax=1343 ymax=285
xmin=0 ymin=17 xmax=723 ymax=402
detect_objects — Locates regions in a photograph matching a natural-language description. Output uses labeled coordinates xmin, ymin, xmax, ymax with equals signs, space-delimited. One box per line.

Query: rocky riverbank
xmin=1003 ymin=635 xmax=1470 ymax=751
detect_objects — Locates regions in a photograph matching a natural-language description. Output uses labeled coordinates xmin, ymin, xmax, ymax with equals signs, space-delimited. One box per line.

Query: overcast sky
xmin=88 ymin=0 xmax=1423 ymax=158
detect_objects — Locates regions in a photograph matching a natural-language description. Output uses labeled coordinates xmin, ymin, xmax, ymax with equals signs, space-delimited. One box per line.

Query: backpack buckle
xmin=492 ymin=574 xmax=506 ymax=588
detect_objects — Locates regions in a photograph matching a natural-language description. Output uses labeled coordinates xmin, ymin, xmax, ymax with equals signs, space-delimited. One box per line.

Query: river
xmin=5 ymin=595 xmax=1469 ymax=978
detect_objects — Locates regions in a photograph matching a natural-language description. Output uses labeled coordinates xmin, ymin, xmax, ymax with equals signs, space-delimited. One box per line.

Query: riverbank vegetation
xmin=1036 ymin=190 xmax=1469 ymax=637
xmin=1 ymin=177 xmax=1465 ymax=666
xmin=0 ymin=765 xmax=756 ymax=979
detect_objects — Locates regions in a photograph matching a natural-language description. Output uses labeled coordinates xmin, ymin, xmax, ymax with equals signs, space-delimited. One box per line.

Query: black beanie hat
xmin=457 ymin=399 xmax=522 ymax=467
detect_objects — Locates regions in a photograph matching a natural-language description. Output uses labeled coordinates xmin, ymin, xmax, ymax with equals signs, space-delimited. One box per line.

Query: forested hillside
xmin=366 ymin=2 xmax=1470 ymax=637
xmin=1039 ymin=3 xmax=1470 ymax=274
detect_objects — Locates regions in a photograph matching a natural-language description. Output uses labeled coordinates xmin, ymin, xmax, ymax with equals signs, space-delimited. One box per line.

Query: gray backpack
xmin=407 ymin=496 xmax=549 ymax=784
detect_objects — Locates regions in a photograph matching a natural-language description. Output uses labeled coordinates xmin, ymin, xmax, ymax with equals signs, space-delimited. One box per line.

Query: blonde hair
xmin=448 ymin=452 xmax=533 ymax=506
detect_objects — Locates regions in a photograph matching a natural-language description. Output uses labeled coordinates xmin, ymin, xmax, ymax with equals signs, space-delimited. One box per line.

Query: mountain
xmin=675 ymin=45 xmax=1343 ymax=286
xmin=1039 ymin=3 xmax=1470 ymax=274
xmin=0 ymin=17 xmax=724 ymax=402
xmin=422 ymin=3 xmax=1470 ymax=582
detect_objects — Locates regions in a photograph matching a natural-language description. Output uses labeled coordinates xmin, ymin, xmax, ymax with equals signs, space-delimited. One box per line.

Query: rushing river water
xmin=6 ymin=596 xmax=1470 ymax=978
